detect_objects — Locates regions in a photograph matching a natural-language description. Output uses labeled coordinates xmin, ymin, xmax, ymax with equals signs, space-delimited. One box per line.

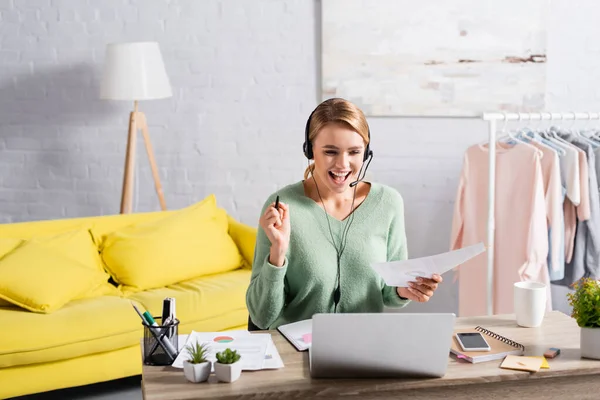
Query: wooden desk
xmin=141 ymin=311 xmax=600 ymax=399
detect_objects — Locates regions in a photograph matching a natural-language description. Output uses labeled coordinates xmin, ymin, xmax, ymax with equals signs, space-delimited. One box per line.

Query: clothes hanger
xmin=494 ymin=112 xmax=511 ymax=143
xmin=580 ymin=112 xmax=600 ymax=143
xmin=562 ymin=111 xmax=599 ymax=148
xmin=566 ymin=111 xmax=578 ymax=135
xmin=518 ymin=112 xmax=544 ymax=141
xmin=538 ymin=112 xmax=556 ymax=139
xmin=537 ymin=112 xmax=554 ymax=140
xmin=521 ymin=112 xmax=566 ymax=156
xmin=546 ymin=114 xmax=578 ymax=149
xmin=576 ymin=112 xmax=600 ymax=147
xmin=561 ymin=111 xmax=592 ymax=143
xmin=586 ymin=113 xmax=600 ymax=141
xmin=498 ymin=113 xmax=544 ymax=156
xmin=542 ymin=113 xmax=568 ymax=155
xmin=588 ymin=112 xmax=600 ymax=140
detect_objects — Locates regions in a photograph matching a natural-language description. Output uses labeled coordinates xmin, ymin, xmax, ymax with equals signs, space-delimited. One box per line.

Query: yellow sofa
xmin=0 ymin=196 xmax=257 ymax=399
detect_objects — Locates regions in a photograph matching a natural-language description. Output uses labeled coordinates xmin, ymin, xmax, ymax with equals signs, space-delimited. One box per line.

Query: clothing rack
xmin=480 ymin=111 xmax=600 ymax=316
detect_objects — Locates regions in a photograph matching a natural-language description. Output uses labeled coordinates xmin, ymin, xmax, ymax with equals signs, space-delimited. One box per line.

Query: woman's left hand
xmin=397 ymin=274 xmax=443 ymax=302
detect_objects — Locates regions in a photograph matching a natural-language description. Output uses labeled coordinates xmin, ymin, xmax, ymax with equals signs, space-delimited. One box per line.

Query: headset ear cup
xmin=303 ymin=141 xmax=313 ymax=159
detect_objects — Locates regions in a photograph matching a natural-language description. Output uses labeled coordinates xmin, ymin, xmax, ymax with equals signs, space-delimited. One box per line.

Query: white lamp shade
xmin=100 ymin=41 xmax=172 ymax=101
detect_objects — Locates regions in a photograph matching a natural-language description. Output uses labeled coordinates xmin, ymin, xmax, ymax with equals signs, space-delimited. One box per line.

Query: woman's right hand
xmin=259 ymin=201 xmax=290 ymax=266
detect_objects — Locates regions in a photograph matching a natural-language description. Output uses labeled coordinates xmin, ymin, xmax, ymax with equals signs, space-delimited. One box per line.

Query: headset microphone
xmin=349 ymin=150 xmax=373 ymax=188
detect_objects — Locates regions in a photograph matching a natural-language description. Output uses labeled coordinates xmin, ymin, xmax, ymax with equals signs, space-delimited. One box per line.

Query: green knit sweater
xmin=246 ymin=181 xmax=410 ymax=329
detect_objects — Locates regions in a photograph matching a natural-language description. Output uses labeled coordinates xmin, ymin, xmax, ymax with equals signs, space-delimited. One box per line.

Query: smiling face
xmin=311 ymin=122 xmax=366 ymax=194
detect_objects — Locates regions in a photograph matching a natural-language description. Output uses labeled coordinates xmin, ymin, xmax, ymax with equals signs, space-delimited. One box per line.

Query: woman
xmin=246 ymin=98 xmax=442 ymax=330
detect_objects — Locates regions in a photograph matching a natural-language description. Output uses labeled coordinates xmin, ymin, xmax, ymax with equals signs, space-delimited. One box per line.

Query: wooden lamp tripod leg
xmin=120 ymin=101 xmax=167 ymax=214
xmin=138 ymin=112 xmax=167 ymax=211
xmin=120 ymin=109 xmax=137 ymax=214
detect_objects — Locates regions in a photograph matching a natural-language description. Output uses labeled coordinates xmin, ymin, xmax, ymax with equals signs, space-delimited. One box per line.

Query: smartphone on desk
xmin=455 ymin=332 xmax=491 ymax=352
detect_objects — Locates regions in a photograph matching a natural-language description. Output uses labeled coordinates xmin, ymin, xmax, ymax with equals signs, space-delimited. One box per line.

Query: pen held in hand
xmin=274 ymin=195 xmax=280 ymax=210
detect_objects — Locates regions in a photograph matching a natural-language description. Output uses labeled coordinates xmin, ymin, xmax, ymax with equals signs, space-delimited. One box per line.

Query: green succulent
xmin=567 ymin=278 xmax=600 ymax=328
xmin=215 ymin=348 xmax=241 ymax=364
xmin=185 ymin=340 xmax=210 ymax=364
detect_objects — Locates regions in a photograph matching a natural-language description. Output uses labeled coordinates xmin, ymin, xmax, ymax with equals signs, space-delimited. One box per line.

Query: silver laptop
xmin=309 ymin=313 xmax=456 ymax=378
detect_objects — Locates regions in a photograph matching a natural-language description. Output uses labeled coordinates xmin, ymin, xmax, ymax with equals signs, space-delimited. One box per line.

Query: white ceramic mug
xmin=514 ymin=281 xmax=546 ymax=328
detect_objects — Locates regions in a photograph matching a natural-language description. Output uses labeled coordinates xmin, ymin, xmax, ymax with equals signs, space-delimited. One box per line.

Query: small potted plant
xmin=567 ymin=278 xmax=600 ymax=360
xmin=214 ymin=348 xmax=242 ymax=383
xmin=183 ymin=340 xmax=211 ymax=383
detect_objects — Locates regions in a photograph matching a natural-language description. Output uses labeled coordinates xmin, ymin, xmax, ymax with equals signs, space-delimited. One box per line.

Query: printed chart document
xmin=370 ymin=242 xmax=485 ymax=287
xmin=171 ymin=330 xmax=283 ymax=370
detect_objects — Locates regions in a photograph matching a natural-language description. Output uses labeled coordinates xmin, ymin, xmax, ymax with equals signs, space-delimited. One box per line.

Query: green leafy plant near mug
xmin=567 ymin=278 xmax=600 ymax=360
xmin=567 ymin=277 xmax=600 ymax=328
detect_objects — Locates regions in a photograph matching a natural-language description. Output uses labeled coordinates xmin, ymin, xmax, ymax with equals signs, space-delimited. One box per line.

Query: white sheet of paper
xmin=370 ymin=242 xmax=485 ymax=287
xmin=253 ymin=333 xmax=285 ymax=369
xmin=171 ymin=330 xmax=271 ymax=370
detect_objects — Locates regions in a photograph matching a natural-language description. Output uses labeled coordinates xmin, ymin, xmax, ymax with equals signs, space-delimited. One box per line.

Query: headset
xmin=302 ymin=102 xmax=374 ymax=312
xmin=303 ymin=108 xmax=373 ymax=164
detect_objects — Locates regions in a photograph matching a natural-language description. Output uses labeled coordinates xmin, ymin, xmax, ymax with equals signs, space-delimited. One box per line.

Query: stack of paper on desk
xmin=171 ymin=330 xmax=284 ymax=370
xmin=370 ymin=242 xmax=485 ymax=286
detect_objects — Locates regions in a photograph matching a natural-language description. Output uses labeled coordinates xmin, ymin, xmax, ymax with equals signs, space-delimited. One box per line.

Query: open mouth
xmin=328 ymin=171 xmax=351 ymax=185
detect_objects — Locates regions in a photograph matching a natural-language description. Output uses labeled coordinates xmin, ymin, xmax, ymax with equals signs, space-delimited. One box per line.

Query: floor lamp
xmin=100 ymin=41 xmax=171 ymax=214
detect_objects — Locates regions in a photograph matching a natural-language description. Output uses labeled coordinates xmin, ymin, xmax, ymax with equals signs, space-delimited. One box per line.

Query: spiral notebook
xmin=450 ymin=326 xmax=525 ymax=363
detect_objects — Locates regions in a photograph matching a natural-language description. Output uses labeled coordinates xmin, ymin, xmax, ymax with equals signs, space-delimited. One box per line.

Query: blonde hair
xmin=303 ymin=98 xmax=370 ymax=179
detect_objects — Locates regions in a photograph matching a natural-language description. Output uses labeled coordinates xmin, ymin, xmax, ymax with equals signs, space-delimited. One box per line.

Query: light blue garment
xmin=519 ymin=130 xmax=566 ymax=155
xmin=548 ymin=186 xmax=566 ymax=281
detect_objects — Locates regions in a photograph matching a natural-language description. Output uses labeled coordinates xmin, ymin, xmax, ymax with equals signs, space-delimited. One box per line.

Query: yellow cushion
xmin=1 ymin=227 xmax=109 ymax=276
xmin=100 ymin=195 xmax=244 ymax=292
xmin=0 ymin=238 xmax=22 ymax=258
xmin=0 ymin=296 xmax=142 ymax=368
xmin=34 ymin=229 xmax=108 ymax=274
xmin=0 ymin=238 xmax=107 ymax=313
xmin=227 ymin=215 xmax=257 ymax=268
xmin=39 ymin=229 xmax=112 ymax=301
xmin=0 ymin=238 xmax=24 ymax=307
xmin=0 ymin=229 xmax=112 ymax=310
xmin=20 ymin=281 xmax=120 ymax=308
xmin=127 ymin=268 xmax=251 ymax=334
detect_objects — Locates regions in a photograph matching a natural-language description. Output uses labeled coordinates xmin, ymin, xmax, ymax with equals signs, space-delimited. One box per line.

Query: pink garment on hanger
xmin=576 ymin=148 xmax=590 ymax=221
xmin=564 ymin=198 xmax=576 ymax=263
xmin=450 ymin=142 xmax=552 ymax=317
xmin=531 ymin=142 xmax=563 ymax=276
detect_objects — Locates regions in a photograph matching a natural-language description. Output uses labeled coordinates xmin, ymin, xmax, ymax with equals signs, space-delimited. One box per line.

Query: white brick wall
xmin=1 ymin=0 xmax=599 ymax=313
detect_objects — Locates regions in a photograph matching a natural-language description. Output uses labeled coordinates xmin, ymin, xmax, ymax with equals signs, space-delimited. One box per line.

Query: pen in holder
xmin=143 ymin=317 xmax=179 ymax=366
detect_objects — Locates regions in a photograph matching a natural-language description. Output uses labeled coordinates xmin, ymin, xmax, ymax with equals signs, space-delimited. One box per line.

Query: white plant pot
xmin=581 ymin=327 xmax=600 ymax=360
xmin=183 ymin=360 xmax=211 ymax=383
xmin=214 ymin=361 xmax=242 ymax=383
